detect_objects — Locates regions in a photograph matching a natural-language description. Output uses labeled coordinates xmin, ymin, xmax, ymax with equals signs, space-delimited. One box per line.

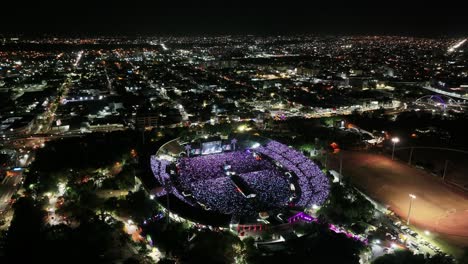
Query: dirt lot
xmin=329 ymin=151 xmax=468 ymax=248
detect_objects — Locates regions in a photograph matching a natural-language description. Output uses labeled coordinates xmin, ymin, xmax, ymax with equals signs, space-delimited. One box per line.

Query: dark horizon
xmin=2 ymin=1 xmax=467 ymax=37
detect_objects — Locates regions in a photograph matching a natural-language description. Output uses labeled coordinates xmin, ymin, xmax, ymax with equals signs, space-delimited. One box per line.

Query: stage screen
xmin=202 ymin=141 xmax=223 ymax=155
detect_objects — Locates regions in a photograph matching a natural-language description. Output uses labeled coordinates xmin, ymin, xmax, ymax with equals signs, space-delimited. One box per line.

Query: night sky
xmin=2 ymin=0 xmax=467 ymax=36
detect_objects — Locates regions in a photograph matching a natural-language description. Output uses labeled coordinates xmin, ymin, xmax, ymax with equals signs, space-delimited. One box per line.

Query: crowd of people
xmin=256 ymin=140 xmax=330 ymax=207
xmin=238 ymin=170 xmax=290 ymax=206
xmin=188 ymin=170 xmax=291 ymax=216
xmin=150 ymin=156 xmax=194 ymax=205
xmin=176 ymin=150 xmax=273 ymax=189
xmin=190 ymin=177 xmax=249 ymax=215
xmin=150 ymin=140 xmax=329 ymax=216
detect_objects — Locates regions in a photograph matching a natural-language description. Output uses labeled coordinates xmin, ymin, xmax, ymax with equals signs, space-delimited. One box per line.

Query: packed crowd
xmin=150 ymin=156 xmax=194 ymax=205
xmin=189 ymin=171 xmax=290 ymax=216
xmin=176 ymin=150 xmax=273 ymax=189
xmin=190 ymin=177 xmax=249 ymax=215
xmin=256 ymin=140 xmax=329 ymax=207
xmin=238 ymin=170 xmax=290 ymax=206
xmin=150 ymin=140 xmax=329 ymax=216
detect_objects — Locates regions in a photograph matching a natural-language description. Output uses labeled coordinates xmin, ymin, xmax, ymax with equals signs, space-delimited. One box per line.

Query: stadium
xmin=150 ymin=135 xmax=330 ymax=227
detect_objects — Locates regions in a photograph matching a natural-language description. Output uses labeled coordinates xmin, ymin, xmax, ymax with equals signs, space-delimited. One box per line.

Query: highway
xmin=421 ymin=85 xmax=468 ymax=101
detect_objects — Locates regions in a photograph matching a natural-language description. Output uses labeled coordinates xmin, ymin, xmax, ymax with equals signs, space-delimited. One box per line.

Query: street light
xmin=391 ymin=137 xmax=400 ymax=160
xmin=407 ymin=194 xmax=416 ymax=225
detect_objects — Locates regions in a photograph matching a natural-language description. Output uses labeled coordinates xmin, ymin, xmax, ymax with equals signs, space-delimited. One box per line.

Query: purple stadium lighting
xmin=185 ymin=144 xmax=192 ymax=157
xmin=231 ymin=138 xmax=238 ymax=151
xmin=288 ymin=212 xmax=368 ymax=244
xmin=288 ymin=212 xmax=317 ymax=223
xmin=150 ymin=139 xmax=330 ymax=217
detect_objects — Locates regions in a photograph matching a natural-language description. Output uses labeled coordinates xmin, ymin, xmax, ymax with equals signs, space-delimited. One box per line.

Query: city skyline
xmin=1 ymin=3 xmax=467 ymax=263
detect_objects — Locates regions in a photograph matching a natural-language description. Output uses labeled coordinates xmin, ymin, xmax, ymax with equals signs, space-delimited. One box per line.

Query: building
xmin=136 ymin=109 xmax=159 ymax=129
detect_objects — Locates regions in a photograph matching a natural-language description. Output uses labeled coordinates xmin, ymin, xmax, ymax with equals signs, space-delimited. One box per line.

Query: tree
xmin=371 ymin=107 xmax=386 ymax=118
xmin=245 ymin=222 xmax=365 ymax=264
xmin=371 ymin=251 xmax=454 ymax=264
xmin=373 ymin=250 xmax=425 ymax=264
xmin=103 ymin=197 xmax=120 ymax=213
xmin=117 ymin=165 xmax=136 ymax=190
xmin=37 ymin=172 xmax=61 ymax=194
xmin=426 ymin=254 xmax=455 ymax=264
xmin=243 ymin=237 xmax=260 ymax=264
xmin=143 ymin=220 xmax=189 ymax=257
xmin=102 ymin=165 xmax=136 ymax=190
xmin=5 ymin=197 xmax=46 ymax=262
xmin=28 ymin=131 xmax=136 ymax=173
xmin=56 ymin=200 xmax=95 ymax=223
xmin=158 ymin=258 xmax=176 ymax=264
xmin=123 ymin=257 xmax=141 ymax=264
xmin=121 ymin=189 xmax=158 ymax=222
xmin=182 ymin=230 xmax=243 ymax=264
xmin=319 ymin=183 xmax=375 ymax=226
xmin=458 ymin=248 xmax=468 ymax=264
xmin=79 ymin=188 xmax=102 ymax=210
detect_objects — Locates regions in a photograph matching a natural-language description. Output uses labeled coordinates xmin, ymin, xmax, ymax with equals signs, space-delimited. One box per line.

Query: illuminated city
xmin=0 ymin=2 xmax=467 ymax=264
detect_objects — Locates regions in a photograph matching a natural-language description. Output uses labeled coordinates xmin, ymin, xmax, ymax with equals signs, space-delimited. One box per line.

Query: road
xmin=330 ymin=151 xmax=468 ymax=249
xmin=375 ymin=211 xmax=440 ymax=258
xmin=0 ymin=149 xmax=34 ymax=225
xmin=0 ymin=171 xmax=23 ymax=215
xmin=38 ymin=50 xmax=84 ymax=134
xmin=421 ymin=85 xmax=468 ymax=101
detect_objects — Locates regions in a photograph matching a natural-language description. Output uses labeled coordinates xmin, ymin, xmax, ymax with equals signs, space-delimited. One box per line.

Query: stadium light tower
xmin=391 ymin=137 xmax=399 ymax=160
xmin=185 ymin=144 xmax=192 ymax=157
xmin=231 ymin=138 xmax=238 ymax=151
xmin=407 ymin=194 xmax=416 ymax=225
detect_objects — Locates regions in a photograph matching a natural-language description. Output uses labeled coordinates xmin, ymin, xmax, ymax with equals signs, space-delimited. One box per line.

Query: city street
xmin=0 ymin=171 xmax=23 ymax=215
xmin=0 ymin=151 xmax=33 ymax=224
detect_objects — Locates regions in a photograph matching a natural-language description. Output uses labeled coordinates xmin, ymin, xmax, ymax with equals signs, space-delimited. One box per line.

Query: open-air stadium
xmin=150 ymin=135 xmax=330 ymax=226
